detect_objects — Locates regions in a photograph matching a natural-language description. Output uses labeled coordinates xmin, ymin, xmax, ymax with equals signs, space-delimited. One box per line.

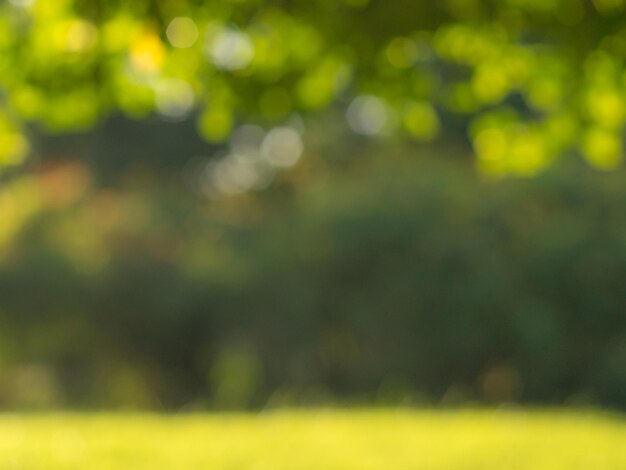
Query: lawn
xmin=1 ymin=409 xmax=624 ymax=469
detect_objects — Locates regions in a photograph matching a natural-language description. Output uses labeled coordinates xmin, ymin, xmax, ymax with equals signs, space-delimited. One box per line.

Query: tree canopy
xmin=2 ymin=0 xmax=626 ymax=410
xmin=0 ymin=0 xmax=626 ymax=174
xmin=1 ymin=0 xmax=626 ymax=174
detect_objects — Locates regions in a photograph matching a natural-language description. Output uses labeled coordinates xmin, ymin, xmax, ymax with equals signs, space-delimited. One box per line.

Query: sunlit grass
xmin=0 ymin=409 xmax=624 ymax=469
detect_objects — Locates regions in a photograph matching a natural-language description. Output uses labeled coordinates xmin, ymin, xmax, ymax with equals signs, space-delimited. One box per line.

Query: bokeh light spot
xmin=403 ymin=102 xmax=440 ymax=140
xmin=582 ymin=127 xmax=623 ymax=169
xmin=346 ymin=95 xmax=388 ymax=135
xmin=166 ymin=17 xmax=199 ymax=49
xmin=198 ymin=106 xmax=233 ymax=142
xmin=586 ymin=87 xmax=625 ymax=129
xmin=474 ymin=128 xmax=507 ymax=162
xmin=154 ymin=79 xmax=195 ymax=120
xmin=208 ymin=27 xmax=254 ymax=71
xmin=130 ymin=31 xmax=165 ymax=74
xmin=261 ymin=127 xmax=304 ymax=168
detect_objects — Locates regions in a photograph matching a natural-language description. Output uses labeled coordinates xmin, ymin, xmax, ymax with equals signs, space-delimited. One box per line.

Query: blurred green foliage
xmin=2 ymin=0 xmax=626 ymax=173
xmin=2 ymin=0 xmax=626 ymax=412
xmin=1 ymin=148 xmax=625 ymax=409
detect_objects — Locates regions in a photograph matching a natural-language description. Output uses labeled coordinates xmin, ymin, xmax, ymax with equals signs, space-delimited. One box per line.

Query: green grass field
xmin=1 ymin=409 xmax=624 ymax=469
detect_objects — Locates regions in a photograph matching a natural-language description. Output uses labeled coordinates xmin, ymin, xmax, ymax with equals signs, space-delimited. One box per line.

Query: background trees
xmin=2 ymin=0 xmax=626 ymax=173
xmin=1 ymin=1 xmax=626 ymax=410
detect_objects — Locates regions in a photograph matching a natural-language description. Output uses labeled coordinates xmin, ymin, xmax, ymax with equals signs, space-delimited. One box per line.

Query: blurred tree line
xmin=1 ymin=0 xmax=626 ymax=410
xmin=1 ymin=127 xmax=625 ymax=409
